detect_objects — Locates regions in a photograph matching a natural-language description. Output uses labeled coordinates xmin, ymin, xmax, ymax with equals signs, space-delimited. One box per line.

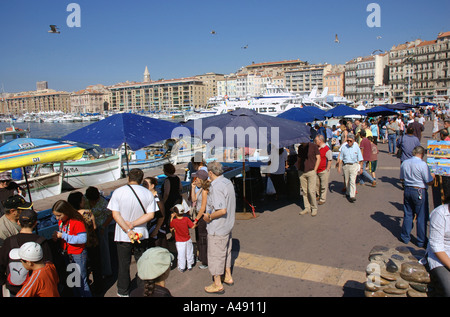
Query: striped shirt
xmin=16 ymin=262 xmax=60 ymax=297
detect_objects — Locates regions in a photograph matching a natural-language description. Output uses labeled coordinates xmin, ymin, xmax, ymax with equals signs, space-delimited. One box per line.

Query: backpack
xmin=7 ymin=235 xmax=45 ymax=287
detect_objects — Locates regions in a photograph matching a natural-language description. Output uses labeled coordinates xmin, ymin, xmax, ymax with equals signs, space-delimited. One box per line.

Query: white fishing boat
xmin=14 ymin=163 xmax=64 ymax=202
xmin=58 ymin=152 xmax=122 ymax=189
xmin=125 ymin=152 xmax=171 ymax=171
xmin=169 ymin=137 xmax=207 ymax=165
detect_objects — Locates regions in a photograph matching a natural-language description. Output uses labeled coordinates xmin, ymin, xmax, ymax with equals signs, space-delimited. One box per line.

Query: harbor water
xmin=0 ymin=121 xmax=92 ymax=139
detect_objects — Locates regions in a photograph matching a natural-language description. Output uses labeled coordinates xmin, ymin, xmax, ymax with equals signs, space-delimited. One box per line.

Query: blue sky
xmin=0 ymin=0 xmax=449 ymax=93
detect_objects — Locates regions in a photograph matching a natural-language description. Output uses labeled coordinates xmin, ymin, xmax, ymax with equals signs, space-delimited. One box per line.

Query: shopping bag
xmin=266 ymin=177 xmax=276 ymax=195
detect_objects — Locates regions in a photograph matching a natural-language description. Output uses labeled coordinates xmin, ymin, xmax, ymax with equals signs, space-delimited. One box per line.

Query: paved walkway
xmin=33 ymin=121 xmax=438 ymax=299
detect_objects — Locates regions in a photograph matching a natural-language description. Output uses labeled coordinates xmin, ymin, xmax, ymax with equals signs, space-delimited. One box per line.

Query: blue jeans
xmin=67 ymin=250 xmax=92 ymax=297
xmin=359 ymin=161 xmax=375 ymax=184
xmin=401 ymin=186 xmax=429 ymax=247
xmin=388 ymin=134 xmax=397 ymax=153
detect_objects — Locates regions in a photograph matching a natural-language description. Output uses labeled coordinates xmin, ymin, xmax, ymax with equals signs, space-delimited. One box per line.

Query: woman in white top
xmin=427 ymin=194 xmax=450 ymax=297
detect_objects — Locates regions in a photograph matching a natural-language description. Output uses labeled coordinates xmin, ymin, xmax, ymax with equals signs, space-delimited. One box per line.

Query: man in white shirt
xmin=108 ymin=168 xmax=157 ymax=297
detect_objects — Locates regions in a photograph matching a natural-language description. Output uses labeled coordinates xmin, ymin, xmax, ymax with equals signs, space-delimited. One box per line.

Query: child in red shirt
xmin=169 ymin=204 xmax=196 ymax=272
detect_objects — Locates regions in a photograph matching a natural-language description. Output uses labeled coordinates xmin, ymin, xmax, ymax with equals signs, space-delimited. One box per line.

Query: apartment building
xmin=388 ymin=32 xmax=450 ymax=104
xmin=195 ymin=72 xmax=225 ymax=101
xmin=323 ymin=72 xmax=345 ymax=97
xmin=70 ymin=84 xmax=110 ymax=113
xmin=217 ymin=74 xmax=237 ymax=98
xmin=285 ymin=64 xmax=332 ymax=93
xmin=5 ymin=90 xmax=71 ymax=115
xmin=344 ymin=54 xmax=389 ymax=103
xmin=242 ymin=59 xmax=307 ymax=77
xmin=108 ymin=77 xmax=207 ymax=112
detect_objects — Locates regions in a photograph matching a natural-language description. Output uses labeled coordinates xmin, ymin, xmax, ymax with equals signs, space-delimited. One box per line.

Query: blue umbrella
xmin=184 ymin=108 xmax=311 ymax=217
xmin=62 ymin=113 xmax=195 ymax=173
xmin=277 ymin=108 xmax=317 ymax=123
xmin=418 ymin=102 xmax=437 ymax=106
xmin=363 ymin=106 xmax=397 ymax=117
xmin=184 ymin=108 xmax=311 ymax=148
xmin=62 ymin=113 xmax=193 ymax=151
xmin=323 ymin=104 xmax=364 ymax=118
xmin=384 ymin=103 xmax=413 ymax=110
xmin=302 ymin=106 xmax=326 ymax=118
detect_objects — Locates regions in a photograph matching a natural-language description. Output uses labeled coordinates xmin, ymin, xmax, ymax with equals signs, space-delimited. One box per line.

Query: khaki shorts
xmin=207 ymin=233 xmax=232 ymax=276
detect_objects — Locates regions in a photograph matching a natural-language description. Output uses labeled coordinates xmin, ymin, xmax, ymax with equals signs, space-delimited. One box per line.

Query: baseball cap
xmin=0 ymin=172 xmax=12 ymax=181
xmin=192 ymin=169 xmax=208 ymax=180
xmin=170 ymin=203 xmax=187 ymax=214
xmin=10 ymin=242 xmax=43 ymax=262
xmin=19 ymin=209 xmax=38 ymax=224
xmin=3 ymin=195 xmax=33 ymax=210
xmin=137 ymin=247 xmax=174 ymax=280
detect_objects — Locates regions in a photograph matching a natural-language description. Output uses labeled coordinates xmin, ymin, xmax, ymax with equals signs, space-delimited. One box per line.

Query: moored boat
xmin=54 ymin=153 xmax=122 ymax=189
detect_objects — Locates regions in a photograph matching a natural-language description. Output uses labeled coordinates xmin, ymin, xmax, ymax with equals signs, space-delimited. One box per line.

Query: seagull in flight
xmin=241 ymin=44 xmax=248 ymax=49
xmin=48 ymin=25 xmax=60 ymax=34
xmin=372 ymin=49 xmax=383 ymax=55
xmin=210 ymin=30 xmax=216 ymax=35
xmin=335 ymin=34 xmax=340 ymax=43
xmin=376 ymin=36 xmax=382 ymax=40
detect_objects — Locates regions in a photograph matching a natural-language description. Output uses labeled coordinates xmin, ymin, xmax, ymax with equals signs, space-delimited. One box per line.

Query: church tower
xmin=143 ymin=66 xmax=151 ymax=82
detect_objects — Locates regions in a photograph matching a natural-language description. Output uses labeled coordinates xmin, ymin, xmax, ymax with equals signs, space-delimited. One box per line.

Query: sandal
xmin=204 ymin=283 xmax=225 ymax=294
xmin=223 ymin=279 xmax=234 ymax=286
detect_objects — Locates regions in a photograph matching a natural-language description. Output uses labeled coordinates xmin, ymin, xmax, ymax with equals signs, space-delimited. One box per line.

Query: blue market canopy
xmin=384 ymin=103 xmax=414 ymax=110
xmin=363 ymin=106 xmax=397 ymax=117
xmin=277 ymin=108 xmax=318 ymax=123
xmin=417 ymin=102 xmax=438 ymax=106
xmin=323 ymin=104 xmax=364 ymax=118
xmin=62 ymin=113 xmax=194 ymax=151
xmin=183 ymin=108 xmax=311 ymax=148
xmin=301 ymin=106 xmax=327 ymax=118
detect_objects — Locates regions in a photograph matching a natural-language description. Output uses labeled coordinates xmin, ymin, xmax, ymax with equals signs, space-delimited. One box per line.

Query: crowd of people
xmin=0 ymin=105 xmax=448 ymax=297
xmin=0 ymin=159 xmax=236 ymax=297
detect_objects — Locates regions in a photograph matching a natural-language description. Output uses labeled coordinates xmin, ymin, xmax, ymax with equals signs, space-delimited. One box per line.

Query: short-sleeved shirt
xmin=359 ymin=138 xmax=372 ymax=162
xmin=107 ymin=184 xmax=157 ymax=242
xmin=317 ymin=144 xmax=332 ymax=173
xmin=339 ymin=143 xmax=363 ymax=164
xmin=427 ymin=204 xmax=450 ymax=271
xmin=16 ymin=263 xmax=60 ymax=297
xmin=397 ymin=134 xmax=421 ymax=162
xmin=400 ymin=157 xmax=433 ymax=189
xmin=170 ymin=216 xmax=194 ymax=242
xmin=206 ymin=175 xmax=235 ymax=236
xmin=297 ymin=143 xmax=320 ymax=173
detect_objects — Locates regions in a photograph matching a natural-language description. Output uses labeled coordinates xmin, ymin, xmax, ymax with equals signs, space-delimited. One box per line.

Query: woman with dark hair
xmin=161 ymin=163 xmax=182 ymax=234
xmin=67 ymin=191 xmax=102 ymax=295
xmin=85 ymin=186 xmax=113 ymax=278
xmin=51 ymin=200 xmax=92 ymax=297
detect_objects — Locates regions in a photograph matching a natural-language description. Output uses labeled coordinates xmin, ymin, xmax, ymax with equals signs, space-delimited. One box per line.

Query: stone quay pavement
xmin=32 ymin=121 xmax=438 ymax=299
